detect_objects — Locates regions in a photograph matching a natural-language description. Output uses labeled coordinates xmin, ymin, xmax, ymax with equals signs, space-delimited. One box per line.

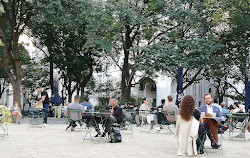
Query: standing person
xmin=11 ymin=101 xmax=22 ymax=124
xmin=163 ymin=95 xmax=178 ymax=123
xmin=34 ymin=87 xmax=50 ymax=125
xmin=176 ymin=95 xmax=199 ymax=156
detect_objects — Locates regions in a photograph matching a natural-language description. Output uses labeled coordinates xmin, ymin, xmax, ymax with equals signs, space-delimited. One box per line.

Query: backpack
xmin=109 ymin=126 xmax=122 ymax=143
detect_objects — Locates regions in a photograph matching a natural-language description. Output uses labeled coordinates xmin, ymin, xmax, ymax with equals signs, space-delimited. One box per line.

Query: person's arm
xmin=34 ymin=96 xmax=45 ymax=106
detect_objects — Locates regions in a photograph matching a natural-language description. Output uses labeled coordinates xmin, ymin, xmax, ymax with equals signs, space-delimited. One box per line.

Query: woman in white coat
xmin=176 ymin=95 xmax=199 ymax=156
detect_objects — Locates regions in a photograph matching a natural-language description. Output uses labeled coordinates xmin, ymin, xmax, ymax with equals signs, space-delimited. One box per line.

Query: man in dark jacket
xmin=94 ymin=97 xmax=124 ymax=137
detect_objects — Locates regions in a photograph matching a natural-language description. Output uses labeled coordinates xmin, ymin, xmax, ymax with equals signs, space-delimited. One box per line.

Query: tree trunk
xmin=67 ymin=78 xmax=72 ymax=103
xmin=80 ymin=86 xmax=85 ymax=102
xmin=76 ymin=83 xmax=80 ymax=96
xmin=121 ymin=25 xmax=133 ymax=102
xmin=12 ymin=80 xmax=21 ymax=106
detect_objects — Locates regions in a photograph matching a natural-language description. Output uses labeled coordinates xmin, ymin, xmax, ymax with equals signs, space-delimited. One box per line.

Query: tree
xmin=222 ymin=0 xmax=250 ymax=102
xmin=85 ymin=0 xmax=170 ymax=101
xmin=29 ymin=0 xmax=98 ymax=102
xmin=135 ymin=0 xmax=223 ymax=93
xmin=205 ymin=0 xmax=250 ymax=103
xmin=0 ymin=0 xmax=33 ymax=104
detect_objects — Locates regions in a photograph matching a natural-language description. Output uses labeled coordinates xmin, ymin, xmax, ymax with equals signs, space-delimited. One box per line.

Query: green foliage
xmin=29 ymin=0 xmax=99 ymax=99
xmin=136 ymin=0 xmax=224 ymax=90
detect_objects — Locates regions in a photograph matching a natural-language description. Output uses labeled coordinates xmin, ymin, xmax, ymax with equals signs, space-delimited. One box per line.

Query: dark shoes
xmin=101 ymin=132 xmax=106 ymax=137
xmin=95 ymin=132 xmax=101 ymax=137
xmin=211 ymin=141 xmax=221 ymax=149
xmin=222 ymin=126 xmax=229 ymax=132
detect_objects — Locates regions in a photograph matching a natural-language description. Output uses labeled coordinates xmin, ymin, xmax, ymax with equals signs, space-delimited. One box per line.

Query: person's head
xmin=37 ymin=87 xmax=43 ymax=93
xmin=180 ymin=95 xmax=196 ymax=121
xmin=127 ymin=102 xmax=133 ymax=107
xmin=220 ymin=102 xmax=226 ymax=108
xmin=110 ymin=97 xmax=118 ymax=107
xmin=14 ymin=101 xmax=19 ymax=107
xmin=204 ymin=93 xmax=213 ymax=105
xmin=84 ymin=97 xmax=89 ymax=103
xmin=143 ymin=98 xmax=149 ymax=105
xmin=74 ymin=95 xmax=80 ymax=103
xmin=161 ymin=99 xmax=165 ymax=105
xmin=167 ymin=95 xmax=173 ymax=103
xmin=233 ymin=102 xmax=239 ymax=109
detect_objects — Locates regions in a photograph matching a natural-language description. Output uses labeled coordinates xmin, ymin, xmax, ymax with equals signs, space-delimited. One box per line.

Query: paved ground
xmin=0 ymin=118 xmax=250 ymax=158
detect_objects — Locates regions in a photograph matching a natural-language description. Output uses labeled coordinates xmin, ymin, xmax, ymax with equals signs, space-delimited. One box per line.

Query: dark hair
xmin=167 ymin=95 xmax=173 ymax=101
xmin=234 ymin=102 xmax=239 ymax=108
xmin=128 ymin=102 xmax=132 ymax=105
xmin=161 ymin=99 xmax=165 ymax=104
xmin=110 ymin=96 xmax=118 ymax=101
xmin=204 ymin=93 xmax=213 ymax=99
xmin=142 ymin=98 xmax=147 ymax=104
xmin=84 ymin=97 xmax=89 ymax=102
xmin=180 ymin=95 xmax=195 ymax=121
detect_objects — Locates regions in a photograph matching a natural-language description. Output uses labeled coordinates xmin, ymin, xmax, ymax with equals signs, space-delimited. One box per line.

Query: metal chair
xmin=27 ymin=108 xmax=45 ymax=128
xmin=228 ymin=113 xmax=248 ymax=140
xmin=66 ymin=108 xmax=82 ymax=131
xmin=0 ymin=112 xmax=8 ymax=138
xmin=163 ymin=111 xmax=176 ymax=134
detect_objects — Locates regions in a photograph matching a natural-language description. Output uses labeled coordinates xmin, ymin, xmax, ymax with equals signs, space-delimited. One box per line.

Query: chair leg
xmin=66 ymin=122 xmax=72 ymax=131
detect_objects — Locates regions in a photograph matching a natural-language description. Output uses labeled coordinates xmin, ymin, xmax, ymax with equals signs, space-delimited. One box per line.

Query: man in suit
xmin=199 ymin=93 xmax=221 ymax=120
xmin=198 ymin=93 xmax=224 ymax=152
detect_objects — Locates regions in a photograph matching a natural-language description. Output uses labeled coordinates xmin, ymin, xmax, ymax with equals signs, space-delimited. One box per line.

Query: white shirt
xmin=232 ymin=108 xmax=241 ymax=113
xmin=206 ymin=104 xmax=213 ymax=114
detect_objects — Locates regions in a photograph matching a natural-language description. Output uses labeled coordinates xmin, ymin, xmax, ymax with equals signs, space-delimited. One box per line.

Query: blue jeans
xmin=44 ymin=104 xmax=49 ymax=124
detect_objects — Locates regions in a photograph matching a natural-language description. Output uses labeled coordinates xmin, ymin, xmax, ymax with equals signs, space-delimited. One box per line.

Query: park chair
xmin=66 ymin=108 xmax=82 ymax=131
xmin=228 ymin=113 xmax=248 ymax=140
xmin=120 ymin=109 xmax=134 ymax=135
xmin=139 ymin=110 xmax=151 ymax=132
xmin=0 ymin=112 xmax=8 ymax=138
xmin=163 ymin=111 xmax=176 ymax=134
xmin=196 ymin=128 xmax=223 ymax=155
xmin=28 ymin=108 xmax=44 ymax=128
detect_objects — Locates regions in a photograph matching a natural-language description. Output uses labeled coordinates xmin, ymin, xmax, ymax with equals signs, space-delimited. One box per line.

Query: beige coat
xmin=176 ymin=115 xmax=199 ymax=156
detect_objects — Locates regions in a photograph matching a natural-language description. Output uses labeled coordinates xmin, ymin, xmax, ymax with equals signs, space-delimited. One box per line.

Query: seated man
xmin=94 ymin=97 xmax=124 ymax=137
xmin=154 ymin=99 xmax=167 ymax=129
xmin=198 ymin=93 xmax=223 ymax=151
xmin=220 ymin=102 xmax=229 ymax=123
xmin=67 ymin=95 xmax=85 ymax=131
xmin=81 ymin=98 xmax=93 ymax=126
xmin=163 ymin=95 xmax=178 ymax=124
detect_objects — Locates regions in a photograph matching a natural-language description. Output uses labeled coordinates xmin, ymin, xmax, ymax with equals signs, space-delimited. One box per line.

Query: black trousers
xmin=92 ymin=116 xmax=116 ymax=133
